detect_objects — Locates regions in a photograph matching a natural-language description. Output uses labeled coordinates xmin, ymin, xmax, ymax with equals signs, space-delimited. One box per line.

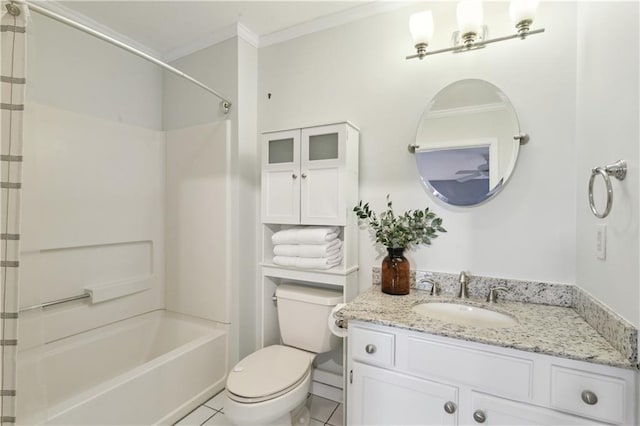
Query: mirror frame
xmin=413 ymin=79 xmax=525 ymax=207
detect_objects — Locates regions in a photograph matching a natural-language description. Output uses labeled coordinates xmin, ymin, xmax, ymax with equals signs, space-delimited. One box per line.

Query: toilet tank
xmin=276 ymin=284 xmax=342 ymax=353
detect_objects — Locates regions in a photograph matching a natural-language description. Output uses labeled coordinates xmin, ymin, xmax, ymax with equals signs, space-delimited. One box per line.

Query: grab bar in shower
xmin=19 ymin=292 xmax=91 ymax=313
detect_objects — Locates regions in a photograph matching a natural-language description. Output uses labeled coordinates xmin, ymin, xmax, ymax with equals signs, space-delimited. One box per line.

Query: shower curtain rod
xmin=9 ymin=0 xmax=233 ymax=114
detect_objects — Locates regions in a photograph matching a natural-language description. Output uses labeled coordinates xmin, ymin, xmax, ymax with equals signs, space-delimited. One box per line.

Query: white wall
xmin=575 ymin=2 xmax=639 ymax=327
xmin=236 ymin=38 xmax=260 ymax=358
xmin=27 ymin=14 xmax=163 ymax=130
xmin=162 ymin=38 xmax=238 ymax=131
xmin=259 ymin=2 xmax=578 ymax=290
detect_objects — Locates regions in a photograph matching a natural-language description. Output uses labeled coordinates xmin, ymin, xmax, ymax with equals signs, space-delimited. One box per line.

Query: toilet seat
xmin=226 ymin=345 xmax=313 ymax=404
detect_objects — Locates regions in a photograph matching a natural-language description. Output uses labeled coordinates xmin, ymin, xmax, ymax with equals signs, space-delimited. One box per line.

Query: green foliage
xmin=353 ymin=195 xmax=447 ymax=249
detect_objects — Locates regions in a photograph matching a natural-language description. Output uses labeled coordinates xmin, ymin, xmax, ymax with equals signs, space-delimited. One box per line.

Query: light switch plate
xmin=596 ymin=224 xmax=607 ymax=260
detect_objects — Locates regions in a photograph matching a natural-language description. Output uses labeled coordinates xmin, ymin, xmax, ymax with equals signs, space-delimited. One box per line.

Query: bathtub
xmin=17 ymin=310 xmax=228 ymax=425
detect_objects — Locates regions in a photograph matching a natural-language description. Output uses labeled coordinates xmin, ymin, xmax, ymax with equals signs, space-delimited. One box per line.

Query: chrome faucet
xmin=458 ymin=271 xmax=469 ymax=299
xmin=486 ymin=286 xmax=509 ymax=303
xmin=419 ymin=278 xmax=439 ymax=296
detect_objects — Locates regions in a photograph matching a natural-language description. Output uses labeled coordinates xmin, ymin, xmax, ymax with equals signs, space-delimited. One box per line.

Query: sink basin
xmin=412 ymin=302 xmax=519 ymax=328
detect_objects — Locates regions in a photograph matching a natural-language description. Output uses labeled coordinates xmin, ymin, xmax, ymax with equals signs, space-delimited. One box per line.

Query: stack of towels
xmin=271 ymin=226 xmax=343 ymax=270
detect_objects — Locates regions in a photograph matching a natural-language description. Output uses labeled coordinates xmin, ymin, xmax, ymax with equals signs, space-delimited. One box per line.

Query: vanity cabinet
xmin=350 ymin=361 xmax=458 ymax=425
xmin=261 ymin=122 xmax=359 ymax=226
xmin=347 ymin=321 xmax=636 ymax=426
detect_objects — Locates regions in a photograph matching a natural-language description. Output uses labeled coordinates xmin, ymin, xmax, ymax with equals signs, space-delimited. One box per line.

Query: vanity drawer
xmin=350 ymin=326 xmax=395 ymax=368
xmin=550 ymin=365 xmax=627 ymax=424
xmin=406 ymin=336 xmax=533 ymax=400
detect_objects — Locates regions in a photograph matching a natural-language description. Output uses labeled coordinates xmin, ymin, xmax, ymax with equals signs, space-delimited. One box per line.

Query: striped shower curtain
xmin=1 ymin=1 xmax=27 ymax=424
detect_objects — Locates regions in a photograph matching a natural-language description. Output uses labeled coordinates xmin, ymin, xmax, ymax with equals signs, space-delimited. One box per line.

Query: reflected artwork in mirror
xmin=414 ymin=79 xmax=525 ymax=206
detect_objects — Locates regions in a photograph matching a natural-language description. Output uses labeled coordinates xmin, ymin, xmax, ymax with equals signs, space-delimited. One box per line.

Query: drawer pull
xmin=292 ymin=173 xmax=298 ymax=179
xmin=581 ymin=390 xmax=598 ymax=405
xmin=443 ymin=401 xmax=456 ymax=414
xmin=473 ymin=410 xmax=486 ymax=423
xmin=301 ymin=173 xmax=308 ymax=179
xmin=365 ymin=344 xmax=377 ymax=354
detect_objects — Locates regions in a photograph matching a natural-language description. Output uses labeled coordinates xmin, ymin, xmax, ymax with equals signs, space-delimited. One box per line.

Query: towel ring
xmin=588 ymin=160 xmax=627 ymax=219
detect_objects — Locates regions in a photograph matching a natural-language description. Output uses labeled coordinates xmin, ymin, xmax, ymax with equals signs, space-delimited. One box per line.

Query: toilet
xmin=225 ymin=284 xmax=342 ymax=426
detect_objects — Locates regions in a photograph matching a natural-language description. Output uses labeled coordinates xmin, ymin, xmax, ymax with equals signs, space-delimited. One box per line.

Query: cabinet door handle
xmin=301 ymin=173 xmax=308 ymax=179
xmin=365 ymin=344 xmax=376 ymax=354
xmin=292 ymin=173 xmax=298 ymax=179
xmin=473 ymin=410 xmax=486 ymax=423
xmin=581 ymin=390 xmax=598 ymax=405
xmin=443 ymin=401 xmax=456 ymax=414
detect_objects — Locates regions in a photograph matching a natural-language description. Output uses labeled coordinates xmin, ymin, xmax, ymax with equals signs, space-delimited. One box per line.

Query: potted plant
xmin=354 ymin=195 xmax=446 ymax=295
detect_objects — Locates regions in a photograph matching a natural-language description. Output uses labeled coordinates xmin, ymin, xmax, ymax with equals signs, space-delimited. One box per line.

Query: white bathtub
xmin=17 ymin=310 xmax=228 ymax=425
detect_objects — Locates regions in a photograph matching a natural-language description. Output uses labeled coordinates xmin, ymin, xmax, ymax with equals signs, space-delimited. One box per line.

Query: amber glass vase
xmin=381 ymin=247 xmax=410 ymax=295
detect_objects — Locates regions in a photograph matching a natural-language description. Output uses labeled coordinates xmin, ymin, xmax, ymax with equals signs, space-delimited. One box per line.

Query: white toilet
xmin=225 ymin=284 xmax=342 ymax=426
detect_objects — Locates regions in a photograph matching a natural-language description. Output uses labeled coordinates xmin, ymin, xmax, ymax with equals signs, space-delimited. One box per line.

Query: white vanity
xmin=348 ymin=321 xmax=636 ymax=425
xmin=340 ymin=288 xmax=637 ymax=426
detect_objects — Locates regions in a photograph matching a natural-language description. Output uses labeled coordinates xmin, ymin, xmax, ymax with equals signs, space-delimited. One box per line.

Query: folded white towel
xmin=272 ymin=256 xmax=297 ymax=267
xmin=273 ymin=239 xmax=342 ymax=258
xmin=273 ymin=252 xmax=342 ymax=270
xmin=272 ymin=226 xmax=339 ymax=245
xmin=296 ymin=256 xmax=341 ymax=270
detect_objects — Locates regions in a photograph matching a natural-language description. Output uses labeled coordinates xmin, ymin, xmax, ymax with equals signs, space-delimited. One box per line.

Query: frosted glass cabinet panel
xmin=268 ymin=138 xmax=295 ymax=164
xmin=262 ymin=130 xmax=300 ymax=224
xmin=308 ymin=133 xmax=339 ymax=161
xmin=300 ymin=124 xmax=346 ymax=225
xmin=261 ymin=122 xmax=359 ymax=226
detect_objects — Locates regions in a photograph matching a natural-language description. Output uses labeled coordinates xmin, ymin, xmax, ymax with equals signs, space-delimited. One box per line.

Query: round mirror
xmin=414 ymin=79 xmax=524 ymax=206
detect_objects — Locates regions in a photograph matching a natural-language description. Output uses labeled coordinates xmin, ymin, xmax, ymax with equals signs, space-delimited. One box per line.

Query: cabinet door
xmin=348 ymin=362 xmax=458 ymax=426
xmin=300 ymin=124 xmax=346 ymax=225
xmin=470 ymin=392 xmax=603 ymax=425
xmin=261 ymin=130 xmax=300 ymax=224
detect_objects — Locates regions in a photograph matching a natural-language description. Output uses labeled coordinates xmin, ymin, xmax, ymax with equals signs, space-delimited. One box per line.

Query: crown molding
xmin=258 ymin=1 xmax=413 ymax=48
xmin=163 ymin=23 xmax=259 ymax=63
xmin=165 ymin=1 xmax=414 ymax=60
xmin=31 ymin=0 xmax=163 ymax=59
xmin=237 ymin=22 xmax=260 ymax=48
xmin=30 ymin=1 xmax=414 ymax=63
xmin=163 ymin=22 xmax=238 ymax=62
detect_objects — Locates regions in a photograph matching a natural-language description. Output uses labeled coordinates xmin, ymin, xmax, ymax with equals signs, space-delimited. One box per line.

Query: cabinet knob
xmin=581 ymin=390 xmax=598 ymax=405
xmin=443 ymin=401 xmax=457 ymax=414
xmin=292 ymin=173 xmax=298 ymax=179
xmin=301 ymin=173 xmax=308 ymax=179
xmin=365 ymin=344 xmax=376 ymax=354
xmin=473 ymin=410 xmax=486 ymax=423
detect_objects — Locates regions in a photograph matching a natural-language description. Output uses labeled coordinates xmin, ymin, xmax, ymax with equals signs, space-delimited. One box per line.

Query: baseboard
xmin=310 ymin=380 xmax=343 ymax=403
xmin=311 ymin=367 xmax=343 ymax=388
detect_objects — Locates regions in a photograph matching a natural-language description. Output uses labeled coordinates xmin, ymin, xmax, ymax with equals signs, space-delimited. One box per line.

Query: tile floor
xmin=175 ymin=391 xmax=343 ymax=426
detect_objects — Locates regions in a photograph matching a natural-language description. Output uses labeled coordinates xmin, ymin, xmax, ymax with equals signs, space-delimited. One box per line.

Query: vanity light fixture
xmin=406 ymin=0 xmax=544 ymax=60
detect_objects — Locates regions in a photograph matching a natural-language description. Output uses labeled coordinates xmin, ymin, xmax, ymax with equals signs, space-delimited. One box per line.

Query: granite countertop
xmin=336 ymin=286 xmax=635 ymax=369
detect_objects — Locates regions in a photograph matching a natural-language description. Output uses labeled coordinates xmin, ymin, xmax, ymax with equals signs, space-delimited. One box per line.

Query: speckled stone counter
xmin=336 ymin=286 xmax=636 ymax=370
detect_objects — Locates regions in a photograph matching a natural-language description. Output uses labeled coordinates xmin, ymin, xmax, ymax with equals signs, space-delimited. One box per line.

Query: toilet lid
xmin=227 ymin=345 xmax=312 ymax=400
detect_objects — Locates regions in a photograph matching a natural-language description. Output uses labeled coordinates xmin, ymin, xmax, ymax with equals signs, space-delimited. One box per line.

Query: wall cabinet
xmin=347 ymin=321 xmax=636 ymax=426
xmin=261 ymin=122 xmax=359 ymax=226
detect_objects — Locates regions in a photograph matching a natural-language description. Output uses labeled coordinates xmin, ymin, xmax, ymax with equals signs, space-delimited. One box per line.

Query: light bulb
xmin=509 ymin=0 xmax=539 ymax=27
xmin=456 ymin=0 xmax=483 ymax=36
xmin=409 ymin=11 xmax=434 ymax=46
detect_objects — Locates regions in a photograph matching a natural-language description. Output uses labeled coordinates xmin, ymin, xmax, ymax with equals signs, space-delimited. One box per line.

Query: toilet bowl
xmin=224 ymin=284 xmax=342 ymax=426
xmin=225 ymin=345 xmax=314 ymax=426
